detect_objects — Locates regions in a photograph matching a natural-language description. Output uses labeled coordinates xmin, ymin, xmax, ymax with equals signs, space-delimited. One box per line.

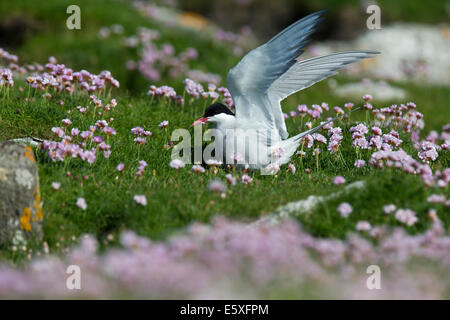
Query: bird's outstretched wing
xmin=226 ymin=10 xmax=327 ymax=131
xmin=225 ymin=9 xmax=379 ymax=138
xmin=268 ymin=51 xmax=378 ymax=138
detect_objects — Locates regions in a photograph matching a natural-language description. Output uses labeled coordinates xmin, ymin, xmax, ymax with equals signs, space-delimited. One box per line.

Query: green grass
xmin=0 ymin=0 xmax=238 ymax=94
xmin=0 ymin=0 xmax=449 ymax=262
xmin=0 ymin=79 xmax=448 ymax=261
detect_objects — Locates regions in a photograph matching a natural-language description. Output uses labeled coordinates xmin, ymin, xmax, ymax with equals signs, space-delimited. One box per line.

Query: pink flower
xmin=288 ymin=163 xmax=296 ymax=174
xmin=134 ymin=195 xmax=147 ymax=206
xmin=103 ymin=127 xmax=116 ymax=136
xmin=95 ymin=120 xmax=108 ymax=128
xmin=296 ymin=150 xmax=306 ymax=158
xmin=116 ymin=163 xmax=125 ymax=172
xmin=312 ymin=133 xmax=327 ymax=145
xmin=427 ymin=194 xmax=446 ymax=203
xmin=131 ymin=127 xmax=145 ymax=135
xmin=192 ymin=165 xmax=205 ymax=173
xmin=395 ymin=209 xmax=418 ymax=226
xmin=383 ymin=204 xmax=396 ymax=214
xmin=62 ymin=119 xmax=72 ymax=127
xmin=241 ymin=174 xmax=253 ymax=184
xmin=71 ymin=128 xmax=80 ymax=136
xmin=356 ymin=221 xmax=372 ymax=231
xmin=76 ymin=198 xmax=87 ymax=210
xmin=80 ymin=131 xmax=92 ymax=139
xmin=353 ymin=137 xmax=369 ymax=149
xmin=136 ymin=160 xmax=147 ymax=176
xmin=51 ymin=182 xmax=61 ymax=191
xmin=51 ymin=127 xmax=65 ymax=138
xmin=158 ymin=120 xmax=169 ymax=128
xmin=93 ymin=136 xmax=103 ymax=144
xmin=333 ymin=176 xmax=346 ymax=186
xmin=350 ymin=123 xmax=369 ymax=136
xmin=371 ymin=126 xmax=382 ymax=136
xmin=134 ymin=137 xmax=147 ymax=145
xmin=225 ymin=174 xmax=237 ymax=186
xmin=354 ymin=160 xmax=366 ymax=168
xmin=208 ymin=180 xmax=226 ymax=193
xmin=334 ymin=106 xmax=344 ymax=115
xmin=169 ymin=159 xmax=185 ymax=170
xmin=344 ymin=102 xmax=354 ymax=110
xmin=362 ymin=94 xmax=373 ymax=102
xmin=337 ymin=202 xmax=352 ymax=217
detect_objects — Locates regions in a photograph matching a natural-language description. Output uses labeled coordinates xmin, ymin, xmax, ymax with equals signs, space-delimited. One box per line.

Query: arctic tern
xmin=191 ymin=10 xmax=379 ymax=170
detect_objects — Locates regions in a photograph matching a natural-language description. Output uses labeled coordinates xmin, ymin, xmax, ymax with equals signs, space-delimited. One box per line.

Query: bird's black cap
xmin=203 ymin=102 xmax=235 ymax=118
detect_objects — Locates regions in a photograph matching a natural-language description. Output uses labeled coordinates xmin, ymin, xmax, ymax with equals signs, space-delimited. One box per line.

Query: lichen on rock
xmin=0 ymin=141 xmax=43 ymax=246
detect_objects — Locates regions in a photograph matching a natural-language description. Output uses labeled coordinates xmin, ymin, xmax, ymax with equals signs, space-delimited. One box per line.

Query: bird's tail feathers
xmin=290 ymin=106 xmax=362 ymax=143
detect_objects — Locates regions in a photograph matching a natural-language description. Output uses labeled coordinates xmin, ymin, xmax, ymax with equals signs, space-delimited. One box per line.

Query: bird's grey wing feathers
xmin=226 ymin=10 xmax=327 ymax=129
xmin=268 ymin=51 xmax=379 ymax=138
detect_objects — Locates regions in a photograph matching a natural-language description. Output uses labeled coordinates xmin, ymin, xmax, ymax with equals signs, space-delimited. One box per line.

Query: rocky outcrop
xmin=0 ymin=141 xmax=43 ymax=247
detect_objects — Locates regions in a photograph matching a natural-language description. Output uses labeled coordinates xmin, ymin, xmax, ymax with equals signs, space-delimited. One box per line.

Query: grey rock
xmin=0 ymin=141 xmax=43 ymax=247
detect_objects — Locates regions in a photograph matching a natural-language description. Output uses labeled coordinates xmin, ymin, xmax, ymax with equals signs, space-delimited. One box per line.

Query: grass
xmin=0 ymin=79 xmax=448 ymax=262
xmin=0 ymin=0 xmax=449 ymax=263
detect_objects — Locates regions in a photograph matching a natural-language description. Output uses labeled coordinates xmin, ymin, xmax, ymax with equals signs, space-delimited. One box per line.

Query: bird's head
xmin=190 ymin=102 xmax=235 ymax=127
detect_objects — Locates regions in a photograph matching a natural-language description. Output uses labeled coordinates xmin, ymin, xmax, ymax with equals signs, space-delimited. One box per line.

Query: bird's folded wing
xmin=268 ymin=51 xmax=379 ymax=138
xmin=226 ymin=10 xmax=327 ymax=129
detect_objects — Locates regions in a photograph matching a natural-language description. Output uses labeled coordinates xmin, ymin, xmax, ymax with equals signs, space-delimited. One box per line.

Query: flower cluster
xmin=147 ymin=85 xmax=184 ymax=106
xmin=369 ymin=149 xmax=447 ymax=188
xmin=418 ymin=141 xmax=439 ymax=163
xmin=146 ymin=79 xmax=234 ymax=108
xmin=98 ymin=24 xmax=221 ymax=85
xmin=26 ymin=58 xmax=119 ymax=96
xmin=0 ymin=48 xmax=19 ymax=64
xmin=0 ymin=68 xmax=14 ymax=87
xmin=327 ymin=127 xmax=343 ymax=154
xmin=136 ymin=160 xmax=148 ymax=177
xmin=1 ymin=216 xmax=450 ymax=299
xmin=41 ymin=96 xmax=118 ymax=164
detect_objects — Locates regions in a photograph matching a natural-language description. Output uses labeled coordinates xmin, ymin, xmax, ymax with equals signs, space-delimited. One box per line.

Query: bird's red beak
xmin=190 ymin=117 xmax=209 ymax=127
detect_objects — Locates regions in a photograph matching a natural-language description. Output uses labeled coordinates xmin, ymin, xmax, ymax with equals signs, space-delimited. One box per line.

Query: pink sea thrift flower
xmin=51 ymin=127 xmax=65 ymax=138
xmin=103 ymin=127 xmax=116 ymax=136
xmin=333 ymin=176 xmax=346 ymax=186
xmin=288 ymin=163 xmax=296 ymax=174
xmin=383 ymin=204 xmax=396 ymax=214
xmin=354 ymin=160 xmax=366 ymax=168
xmin=71 ymin=128 xmax=80 ymax=136
xmin=51 ymin=182 xmax=61 ymax=191
xmin=225 ymin=174 xmax=237 ymax=186
xmin=131 ymin=127 xmax=145 ymax=135
xmin=159 ymin=120 xmax=169 ymax=128
xmin=136 ymin=160 xmax=147 ymax=176
xmin=116 ymin=163 xmax=125 ymax=172
xmin=208 ymin=180 xmax=226 ymax=193
xmin=76 ymin=198 xmax=87 ymax=210
xmin=395 ymin=209 xmax=418 ymax=226
xmin=169 ymin=159 xmax=185 ymax=170
xmin=337 ymin=202 xmax=352 ymax=217
xmin=241 ymin=174 xmax=253 ymax=184
xmin=93 ymin=136 xmax=103 ymax=144
xmin=356 ymin=221 xmax=372 ymax=231
xmin=427 ymin=194 xmax=446 ymax=203
xmin=134 ymin=137 xmax=147 ymax=145
xmin=192 ymin=165 xmax=205 ymax=173
xmin=134 ymin=195 xmax=147 ymax=206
